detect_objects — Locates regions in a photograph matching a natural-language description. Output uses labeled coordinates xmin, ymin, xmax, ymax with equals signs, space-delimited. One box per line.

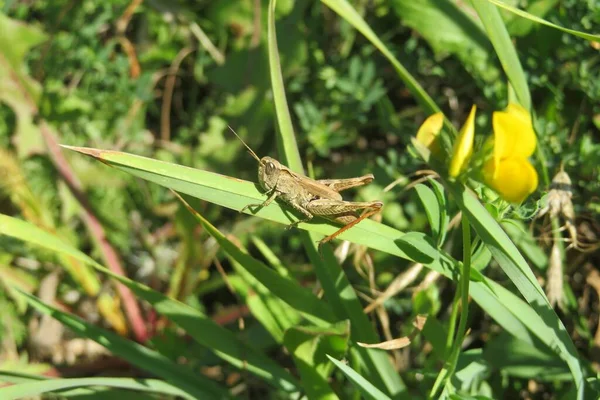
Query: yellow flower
xmin=416 ymin=112 xmax=444 ymax=150
xmin=483 ymin=103 xmax=538 ymax=203
xmin=448 ymin=105 xmax=476 ymax=178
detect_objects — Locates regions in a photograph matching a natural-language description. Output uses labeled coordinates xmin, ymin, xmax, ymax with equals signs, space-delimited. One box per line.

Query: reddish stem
xmin=40 ymin=122 xmax=148 ymax=342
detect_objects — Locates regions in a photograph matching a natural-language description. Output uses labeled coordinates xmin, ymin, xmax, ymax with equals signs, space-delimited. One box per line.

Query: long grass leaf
xmin=0 ymin=214 xmax=299 ymax=393
xmin=0 ymin=377 xmax=190 ymax=400
xmin=60 ymin=146 xmax=423 ymax=262
xmin=174 ymin=192 xmax=337 ymax=327
xmin=444 ymin=181 xmax=584 ymax=397
xmin=267 ymin=1 xmax=406 ymax=394
xmin=486 ymin=0 xmax=600 ymax=42
xmin=326 ymin=356 xmax=392 ymax=400
xmin=268 ymin=0 xmax=303 ymax=171
xmin=12 ymin=290 xmax=229 ymax=399
xmin=44 ymin=150 xmax=571 ymax=373
xmin=469 ymin=0 xmax=531 ymax=109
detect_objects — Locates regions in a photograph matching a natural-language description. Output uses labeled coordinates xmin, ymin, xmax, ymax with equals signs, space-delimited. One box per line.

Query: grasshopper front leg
xmin=305 ymin=198 xmax=383 ymax=247
xmin=240 ymin=190 xmax=278 ymax=214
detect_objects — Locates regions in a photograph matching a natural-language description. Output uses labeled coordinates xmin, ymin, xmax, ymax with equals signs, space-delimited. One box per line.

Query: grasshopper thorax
xmin=258 ymin=156 xmax=281 ymax=192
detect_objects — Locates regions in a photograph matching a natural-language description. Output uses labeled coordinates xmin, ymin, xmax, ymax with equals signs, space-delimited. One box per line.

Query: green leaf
xmin=0 ymin=377 xmax=191 ymax=400
xmin=483 ymin=333 xmax=571 ymax=381
xmin=395 ymin=232 xmax=439 ymax=264
xmin=451 ymin=349 xmax=491 ymax=395
xmin=468 ymin=0 xmax=531 ymax=109
xmin=227 ymin=270 xmax=295 ymax=342
xmin=11 ymin=290 xmax=229 ymax=400
xmin=0 ymin=14 xmax=47 ymax=157
xmin=414 ymin=184 xmax=442 ymax=244
xmin=267 ymin=0 xmax=303 ymax=171
xmin=486 ymin=0 xmax=600 ymax=42
xmin=444 ymin=180 xmax=584 ymax=397
xmin=327 ymin=355 xmax=392 ymax=400
xmin=175 ymin=192 xmax=337 ymax=327
xmin=429 ymin=179 xmax=449 ymax=246
xmin=0 ymin=214 xmax=299 ymax=393
xmin=504 ymin=0 xmax=559 ymax=37
xmin=284 ymin=322 xmax=350 ymax=400
xmin=58 ymin=147 xmax=576 ymax=393
xmin=61 ymin=146 xmax=425 ymax=263
xmin=390 ymin=0 xmax=501 ymax=83
xmin=502 ymin=220 xmax=548 ymax=270
xmin=266 ymin=2 xmax=406 ymax=394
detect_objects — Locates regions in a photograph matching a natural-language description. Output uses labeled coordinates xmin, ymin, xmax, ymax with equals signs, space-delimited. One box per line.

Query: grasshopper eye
xmin=265 ymin=161 xmax=275 ymax=173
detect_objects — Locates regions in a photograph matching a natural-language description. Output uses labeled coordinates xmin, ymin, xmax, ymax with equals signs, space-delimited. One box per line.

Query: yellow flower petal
xmin=448 ymin=105 xmax=476 ymax=178
xmin=416 ymin=112 xmax=444 ymax=148
xmin=483 ymin=157 xmax=538 ymax=203
xmin=492 ymin=103 xmax=536 ymax=169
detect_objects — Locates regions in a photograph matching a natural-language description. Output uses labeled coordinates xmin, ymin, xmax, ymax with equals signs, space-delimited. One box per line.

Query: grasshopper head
xmin=258 ymin=156 xmax=281 ymax=192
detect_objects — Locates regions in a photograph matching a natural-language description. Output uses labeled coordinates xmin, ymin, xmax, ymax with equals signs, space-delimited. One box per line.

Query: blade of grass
xmin=267 ymin=0 xmax=303 ymax=170
xmin=251 ymin=236 xmax=290 ymax=277
xmin=0 ymin=214 xmax=299 ymax=393
xmin=226 ymin=267 xmax=293 ymax=342
xmin=284 ymin=322 xmax=350 ymax=400
xmin=11 ymin=289 xmax=229 ymax=400
xmin=0 ymin=377 xmax=190 ymax=400
xmin=173 ymin=192 xmax=337 ymax=327
xmin=486 ymin=0 xmax=600 ymax=42
xmin=468 ymin=0 xmax=531 ymax=109
xmin=326 ymin=355 xmax=392 ymax=400
xmin=266 ymin=0 xmax=406 ymax=395
xmin=444 ymin=180 xmax=584 ymax=398
xmin=60 ymin=146 xmax=424 ymax=263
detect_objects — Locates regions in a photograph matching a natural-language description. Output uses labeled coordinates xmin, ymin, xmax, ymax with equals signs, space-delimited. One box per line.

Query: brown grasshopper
xmin=229 ymin=127 xmax=383 ymax=247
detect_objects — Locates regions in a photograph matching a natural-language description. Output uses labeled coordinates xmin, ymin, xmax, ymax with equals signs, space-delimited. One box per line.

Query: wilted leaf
xmin=358 ymin=315 xmax=427 ymax=350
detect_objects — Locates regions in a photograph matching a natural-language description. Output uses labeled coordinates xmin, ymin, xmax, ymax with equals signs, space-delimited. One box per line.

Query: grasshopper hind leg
xmin=317 ymin=207 xmax=382 ymax=252
xmin=304 ymin=199 xmax=383 ymax=251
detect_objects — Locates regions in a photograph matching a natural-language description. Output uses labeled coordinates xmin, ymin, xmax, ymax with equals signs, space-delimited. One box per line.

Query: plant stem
xmin=429 ymin=217 xmax=472 ymax=399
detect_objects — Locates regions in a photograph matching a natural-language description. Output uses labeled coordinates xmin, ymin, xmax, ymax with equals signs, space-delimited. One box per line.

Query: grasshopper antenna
xmin=228 ymin=125 xmax=261 ymax=162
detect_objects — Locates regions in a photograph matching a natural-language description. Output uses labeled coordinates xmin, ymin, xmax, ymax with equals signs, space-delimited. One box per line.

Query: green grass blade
xmin=444 ymin=181 xmax=584 ymax=398
xmin=0 ymin=214 xmax=299 ymax=393
xmin=226 ymin=269 xmax=292 ymax=342
xmin=326 ymin=356 xmax=392 ymax=400
xmin=268 ymin=0 xmax=303 ymax=171
xmin=0 ymin=377 xmax=190 ymax=400
xmin=11 ymin=290 xmax=229 ymax=399
xmin=390 ymin=0 xmax=501 ymax=85
xmin=266 ymin=1 xmax=406 ymax=394
xmin=321 ymin=0 xmax=441 ymax=116
xmin=8 ymin=148 xmax=572 ymax=375
xmin=487 ymin=0 xmax=600 ymax=42
xmin=469 ymin=0 xmax=531 ymax=109
xmin=175 ymin=193 xmax=337 ymax=327
xmin=60 ymin=146 xmax=423 ymax=262
xmin=251 ymin=236 xmax=290 ymax=277
xmin=284 ymin=322 xmax=350 ymax=400
xmin=306 ymin=241 xmax=408 ymax=394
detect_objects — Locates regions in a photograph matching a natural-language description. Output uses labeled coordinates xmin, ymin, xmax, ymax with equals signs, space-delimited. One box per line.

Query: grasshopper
xmin=229 ymin=127 xmax=383 ymax=247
